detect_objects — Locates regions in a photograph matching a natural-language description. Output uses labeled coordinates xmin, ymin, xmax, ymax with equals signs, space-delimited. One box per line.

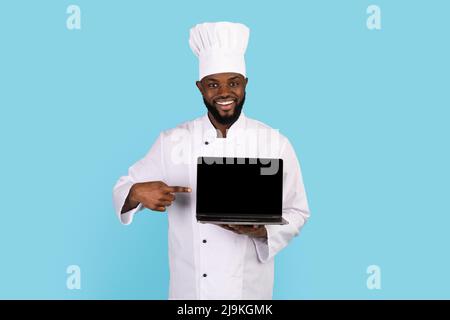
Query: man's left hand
xmin=220 ymin=224 xmax=267 ymax=239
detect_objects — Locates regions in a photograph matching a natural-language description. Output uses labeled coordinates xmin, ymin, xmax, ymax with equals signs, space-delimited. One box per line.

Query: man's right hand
xmin=121 ymin=181 xmax=191 ymax=213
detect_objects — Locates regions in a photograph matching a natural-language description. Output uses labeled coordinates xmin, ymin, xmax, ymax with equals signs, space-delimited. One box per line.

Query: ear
xmin=196 ymin=81 xmax=204 ymax=95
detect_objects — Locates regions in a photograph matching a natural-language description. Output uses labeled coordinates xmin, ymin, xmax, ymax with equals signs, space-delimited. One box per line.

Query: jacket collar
xmin=201 ymin=111 xmax=247 ymax=139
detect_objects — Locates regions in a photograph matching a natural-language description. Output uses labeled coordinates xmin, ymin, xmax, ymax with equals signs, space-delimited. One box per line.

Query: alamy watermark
xmin=66 ymin=265 xmax=81 ymax=290
xmin=367 ymin=5 xmax=381 ymax=30
xmin=66 ymin=5 xmax=81 ymax=30
xmin=366 ymin=264 xmax=382 ymax=290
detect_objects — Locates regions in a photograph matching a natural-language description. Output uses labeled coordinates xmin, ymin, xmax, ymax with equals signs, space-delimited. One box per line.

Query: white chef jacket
xmin=112 ymin=112 xmax=310 ymax=299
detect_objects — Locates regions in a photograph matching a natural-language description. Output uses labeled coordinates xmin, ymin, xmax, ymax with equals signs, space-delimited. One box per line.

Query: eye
xmin=229 ymin=81 xmax=239 ymax=87
xmin=208 ymin=83 xmax=219 ymax=88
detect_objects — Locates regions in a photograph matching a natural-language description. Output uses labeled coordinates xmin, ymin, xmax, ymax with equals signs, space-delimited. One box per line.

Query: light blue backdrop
xmin=0 ymin=0 xmax=449 ymax=299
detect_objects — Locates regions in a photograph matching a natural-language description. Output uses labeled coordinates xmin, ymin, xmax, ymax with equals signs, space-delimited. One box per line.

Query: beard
xmin=203 ymin=93 xmax=246 ymax=125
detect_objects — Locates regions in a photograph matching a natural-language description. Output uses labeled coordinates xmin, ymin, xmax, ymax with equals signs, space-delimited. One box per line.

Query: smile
xmin=216 ymin=100 xmax=235 ymax=106
xmin=215 ymin=100 xmax=235 ymax=112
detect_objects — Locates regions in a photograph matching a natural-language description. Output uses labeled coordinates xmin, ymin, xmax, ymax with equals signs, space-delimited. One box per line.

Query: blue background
xmin=0 ymin=0 xmax=449 ymax=299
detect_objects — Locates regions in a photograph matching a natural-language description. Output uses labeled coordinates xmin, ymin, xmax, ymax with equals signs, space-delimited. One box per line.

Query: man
xmin=113 ymin=21 xmax=310 ymax=299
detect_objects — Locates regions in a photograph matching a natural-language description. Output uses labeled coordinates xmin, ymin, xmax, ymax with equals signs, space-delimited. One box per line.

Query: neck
xmin=207 ymin=112 xmax=235 ymax=138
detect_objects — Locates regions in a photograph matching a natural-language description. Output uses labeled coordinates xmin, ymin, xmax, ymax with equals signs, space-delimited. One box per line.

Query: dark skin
xmin=122 ymin=72 xmax=267 ymax=239
xmin=196 ymin=72 xmax=247 ymax=138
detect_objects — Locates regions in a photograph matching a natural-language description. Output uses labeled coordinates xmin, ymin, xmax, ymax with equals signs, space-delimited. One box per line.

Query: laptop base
xmin=197 ymin=217 xmax=288 ymax=225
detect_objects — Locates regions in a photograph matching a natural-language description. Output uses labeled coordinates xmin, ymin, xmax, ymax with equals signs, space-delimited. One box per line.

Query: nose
xmin=217 ymin=84 xmax=230 ymax=96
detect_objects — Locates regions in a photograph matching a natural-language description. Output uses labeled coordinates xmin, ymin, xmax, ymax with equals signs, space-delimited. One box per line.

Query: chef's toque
xmin=189 ymin=21 xmax=250 ymax=80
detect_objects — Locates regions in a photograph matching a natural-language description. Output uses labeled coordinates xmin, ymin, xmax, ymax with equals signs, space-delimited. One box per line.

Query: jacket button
xmin=203 ymin=273 xmax=207 ymax=277
xmin=202 ymin=239 xmax=207 ymax=243
xmin=204 ymin=141 xmax=209 ymax=145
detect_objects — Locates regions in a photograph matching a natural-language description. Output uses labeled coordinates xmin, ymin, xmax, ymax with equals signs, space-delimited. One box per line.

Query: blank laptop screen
xmin=196 ymin=157 xmax=283 ymax=216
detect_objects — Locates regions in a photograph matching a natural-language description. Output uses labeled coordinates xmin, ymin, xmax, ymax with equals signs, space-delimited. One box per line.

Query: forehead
xmin=201 ymin=72 xmax=244 ymax=82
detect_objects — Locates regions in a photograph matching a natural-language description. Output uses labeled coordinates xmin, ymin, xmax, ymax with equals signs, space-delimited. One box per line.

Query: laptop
xmin=196 ymin=156 xmax=288 ymax=225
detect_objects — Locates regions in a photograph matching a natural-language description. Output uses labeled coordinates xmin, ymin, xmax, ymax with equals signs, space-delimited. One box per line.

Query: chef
xmin=113 ymin=21 xmax=310 ymax=299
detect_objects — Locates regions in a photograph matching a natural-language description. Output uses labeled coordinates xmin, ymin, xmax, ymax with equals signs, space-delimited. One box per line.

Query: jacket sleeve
xmin=252 ymin=137 xmax=310 ymax=263
xmin=112 ymin=133 xmax=166 ymax=225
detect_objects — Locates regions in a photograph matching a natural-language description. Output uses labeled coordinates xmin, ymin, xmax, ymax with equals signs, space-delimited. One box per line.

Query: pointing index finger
xmin=166 ymin=186 xmax=192 ymax=193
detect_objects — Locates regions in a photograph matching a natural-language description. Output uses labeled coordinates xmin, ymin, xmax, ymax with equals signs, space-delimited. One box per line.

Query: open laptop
xmin=196 ymin=156 xmax=288 ymax=225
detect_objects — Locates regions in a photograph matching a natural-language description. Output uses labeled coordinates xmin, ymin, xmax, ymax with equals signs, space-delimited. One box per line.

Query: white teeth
xmin=216 ymin=100 xmax=234 ymax=105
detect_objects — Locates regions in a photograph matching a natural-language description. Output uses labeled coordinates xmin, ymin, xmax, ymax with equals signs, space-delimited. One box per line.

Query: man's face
xmin=196 ymin=72 xmax=248 ymax=125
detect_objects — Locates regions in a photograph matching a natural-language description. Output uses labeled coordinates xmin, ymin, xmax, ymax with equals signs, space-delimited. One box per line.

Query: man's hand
xmin=121 ymin=181 xmax=191 ymax=213
xmin=220 ymin=224 xmax=267 ymax=239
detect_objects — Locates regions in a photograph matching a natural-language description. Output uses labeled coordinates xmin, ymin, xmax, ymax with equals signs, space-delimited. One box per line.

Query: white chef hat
xmin=189 ymin=21 xmax=250 ymax=80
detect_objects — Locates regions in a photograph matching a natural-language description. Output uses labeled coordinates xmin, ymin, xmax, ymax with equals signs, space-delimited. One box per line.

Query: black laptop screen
xmin=196 ymin=157 xmax=283 ymax=216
